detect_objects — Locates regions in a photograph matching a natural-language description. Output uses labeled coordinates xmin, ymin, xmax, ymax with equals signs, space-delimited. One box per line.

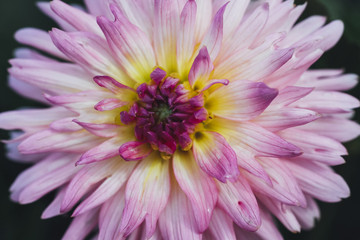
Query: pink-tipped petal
xmin=159 ymin=183 xmax=202 ymax=240
xmin=192 ymin=131 xmax=239 ymax=183
xmin=50 ymin=0 xmax=102 ymax=35
xmin=120 ymin=153 xmax=170 ymax=238
xmin=62 ymin=209 xmax=99 ymax=240
xmin=119 ymin=141 xmax=153 ymax=161
xmin=206 ymin=80 xmax=278 ymax=121
xmin=188 ymin=47 xmax=214 ymax=89
xmin=201 ymin=3 xmax=227 ymax=61
xmin=207 ymin=207 xmax=236 ymax=240
xmin=217 ymin=174 xmax=261 ymax=231
xmin=97 ymin=5 xmax=156 ymax=82
xmin=173 ymin=150 xmax=218 ymax=232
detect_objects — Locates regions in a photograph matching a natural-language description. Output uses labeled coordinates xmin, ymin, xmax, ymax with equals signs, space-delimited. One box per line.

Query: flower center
xmin=119 ymin=68 xmax=207 ymax=156
xmin=153 ymin=103 xmax=173 ymax=123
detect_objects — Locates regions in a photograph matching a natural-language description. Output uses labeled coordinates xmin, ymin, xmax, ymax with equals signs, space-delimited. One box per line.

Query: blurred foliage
xmin=0 ymin=0 xmax=359 ymax=240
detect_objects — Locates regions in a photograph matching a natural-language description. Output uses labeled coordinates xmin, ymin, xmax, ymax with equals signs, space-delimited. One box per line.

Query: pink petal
xmin=0 ymin=107 xmax=73 ymax=132
xmin=159 ymin=184 xmax=202 ymax=240
xmin=93 ymin=75 xmax=135 ymax=94
xmin=154 ymin=0 xmax=184 ymax=72
xmin=201 ymin=3 xmax=227 ymax=61
xmin=120 ymin=153 xmax=170 ymax=238
xmin=270 ymin=86 xmax=313 ymax=106
xmin=205 ymin=80 xmax=278 ymax=121
xmin=62 ymin=209 xmax=99 ymax=240
xmin=77 ymin=136 xmax=131 ymax=165
xmin=18 ymin=130 xmax=102 ymax=154
xmin=298 ymin=117 xmax=360 ymax=142
xmin=244 ymin=157 xmax=306 ymax=207
xmin=18 ymin=158 xmax=79 ymax=204
xmin=222 ymin=0 xmax=249 ymax=39
xmin=98 ymin=189 xmax=126 ymax=240
xmin=173 ymin=150 xmax=218 ymax=232
xmin=74 ymin=120 xmax=120 ymax=138
xmin=8 ymin=76 xmax=47 ymax=104
xmin=232 ymin=122 xmax=302 ymax=158
xmin=207 ymin=208 xmax=236 ymax=240
xmin=258 ymin=195 xmax=301 ymax=233
xmin=42 ymin=187 xmax=67 ymax=219
xmin=291 ymin=195 xmax=320 ymax=230
xmin=49 ymin=29 xmax=128 ymax=83
xmin=94 ymin=98 xmax=128 ymax=111
xmin=177 ymin=0 xmax=197 ymax=77
xmin=217 ymin=174 xmax=260 ymax=231
xmin=97 ymin=4 xmax=156 ymax=82
xmin=73 ymin=161 xmax=136 ymax=216
xmin=119 ymin=141 xmax=153 ymax=161
xmin=192 ymin=131 xmax=239 ymax=183
xmin=9 ymin=59 xmax=96 ymax=94
xmin=37 ymin=2 xmax=76 ymax=32
xmin=14 ymin=28 xmax=68 ymax=60
xmin=50 ymin=0 xmax=102 ymax=35
xmin=60 ymin=160 xmax=117 ymax=213
xmin=284 ymin=159 xmax=350 ymax=202
xmin=188 ymin=47 xmax=214 ymax=89
xmin=254 ymin=107 xmax=320 ymax=132
xmin=50 ymin=117 xmax=83 ymax=132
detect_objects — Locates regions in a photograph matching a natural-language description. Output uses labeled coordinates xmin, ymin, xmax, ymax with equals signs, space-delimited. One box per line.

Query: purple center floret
xmin=120 ymin=68 xmax=207 ymax=155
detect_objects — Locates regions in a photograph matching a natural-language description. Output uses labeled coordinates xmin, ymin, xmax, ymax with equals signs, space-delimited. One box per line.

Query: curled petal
xmin=173 ymin=150 xmax=218 ymax=232
xmin=206 ymin=80 xmax=278 ymax=121
xmin=192 ymin=131 xmax=239 ymax=183
xmin=119 ymin=141 xmax=153 ymax=161
xmin=120 ymin=153 xmax=170 ymax=238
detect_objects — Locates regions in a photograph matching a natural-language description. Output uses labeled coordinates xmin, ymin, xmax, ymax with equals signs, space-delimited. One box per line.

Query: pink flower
xmin=1 ymin=0 xmax=359 ymax=239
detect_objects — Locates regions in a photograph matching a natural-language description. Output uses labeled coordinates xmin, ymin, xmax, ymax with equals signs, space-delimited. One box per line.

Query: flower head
xmin=1 ymin=0 xmax=359 ymax=239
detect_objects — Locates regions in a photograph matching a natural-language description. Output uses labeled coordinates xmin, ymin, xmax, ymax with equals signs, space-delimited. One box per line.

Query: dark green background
xmin=0 ymin=0 xmax=359 ymax=239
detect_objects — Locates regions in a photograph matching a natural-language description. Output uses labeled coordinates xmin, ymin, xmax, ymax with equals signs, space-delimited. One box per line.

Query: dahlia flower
xmin=1 ymin=0 xmax=359 ymax=239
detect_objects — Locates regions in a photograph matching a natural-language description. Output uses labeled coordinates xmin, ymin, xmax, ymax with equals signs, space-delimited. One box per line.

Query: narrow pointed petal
xmin=60 ymin=160 xmax=117 ymax=213
xmin=177 ymin=0 xmax=197 ymax=77
xmin=49 ymin=29 xmax=130 ymax=84
xmin=62 ymin=209 xmax=99 ymax=240
xmin=298 ymin=117 xmax=360 ymax=142
xmin=234 ymin=122 xmax=302 ymax=158
xmin=173 ymin=150 xmax=218 ymax=232
xmin=18 ymin=130 xmax=102 ymax=154
xmin=119 ymin=141 xmax=153 ymax=161
xmin=244 ymin=157 xmax=307 ymax=207
xmin=98 ymin=189 xmax=126 ymax=240
xmin=94 ymin=98 xmax=128 ymax=111
xmin=9 ymin=59 xmax=96 ymax=94
xmin=120 ymin=153 xmax=170 ymax=238
xmin=73 ymin=120 xmax=119 ymax=138
xmin=217 ymin=174 xmax=261 ymax=231
xmin=14 ymin=28 xmax=68 ymax=60
xmin=254 ymin=108 xmax=320 ymax=132
xmin=285 ymin=159 xmax=350 ymax=202
xmin=154 ymin=0 xmax=183 ymax=72
xmin=188 ymin=47 xmax=214 ymax=90
xmin=159 ymin=183 xmax=202 ymax=240
xmin=205 ymin=80 xmax=278 ymax=121
xmin=0 ymin=107 xmax=73 ymax=131
xmin=42 ymin=187 xmax=67 ymax=219
xmin=50 ymin=0 xmax=102 ymax=35
xmin=73 ymin=161 xmax=136 ymax=216
xmin=192 ymin=131 xmax=239 ymax=183
xmin=77 ymin=134 xmax=134 ymax=165
xmin=258 ymin=195 xmax=301 ymax=233
xmin=291 ymin=195 xmax=320 ymax=230
xmin=208 ymin=208 xmax=236 ymax=240
xmin=97 ymin=5 xmax=156 ymax=82
xmin=201 ymin=3 xmax=227 ymax=61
